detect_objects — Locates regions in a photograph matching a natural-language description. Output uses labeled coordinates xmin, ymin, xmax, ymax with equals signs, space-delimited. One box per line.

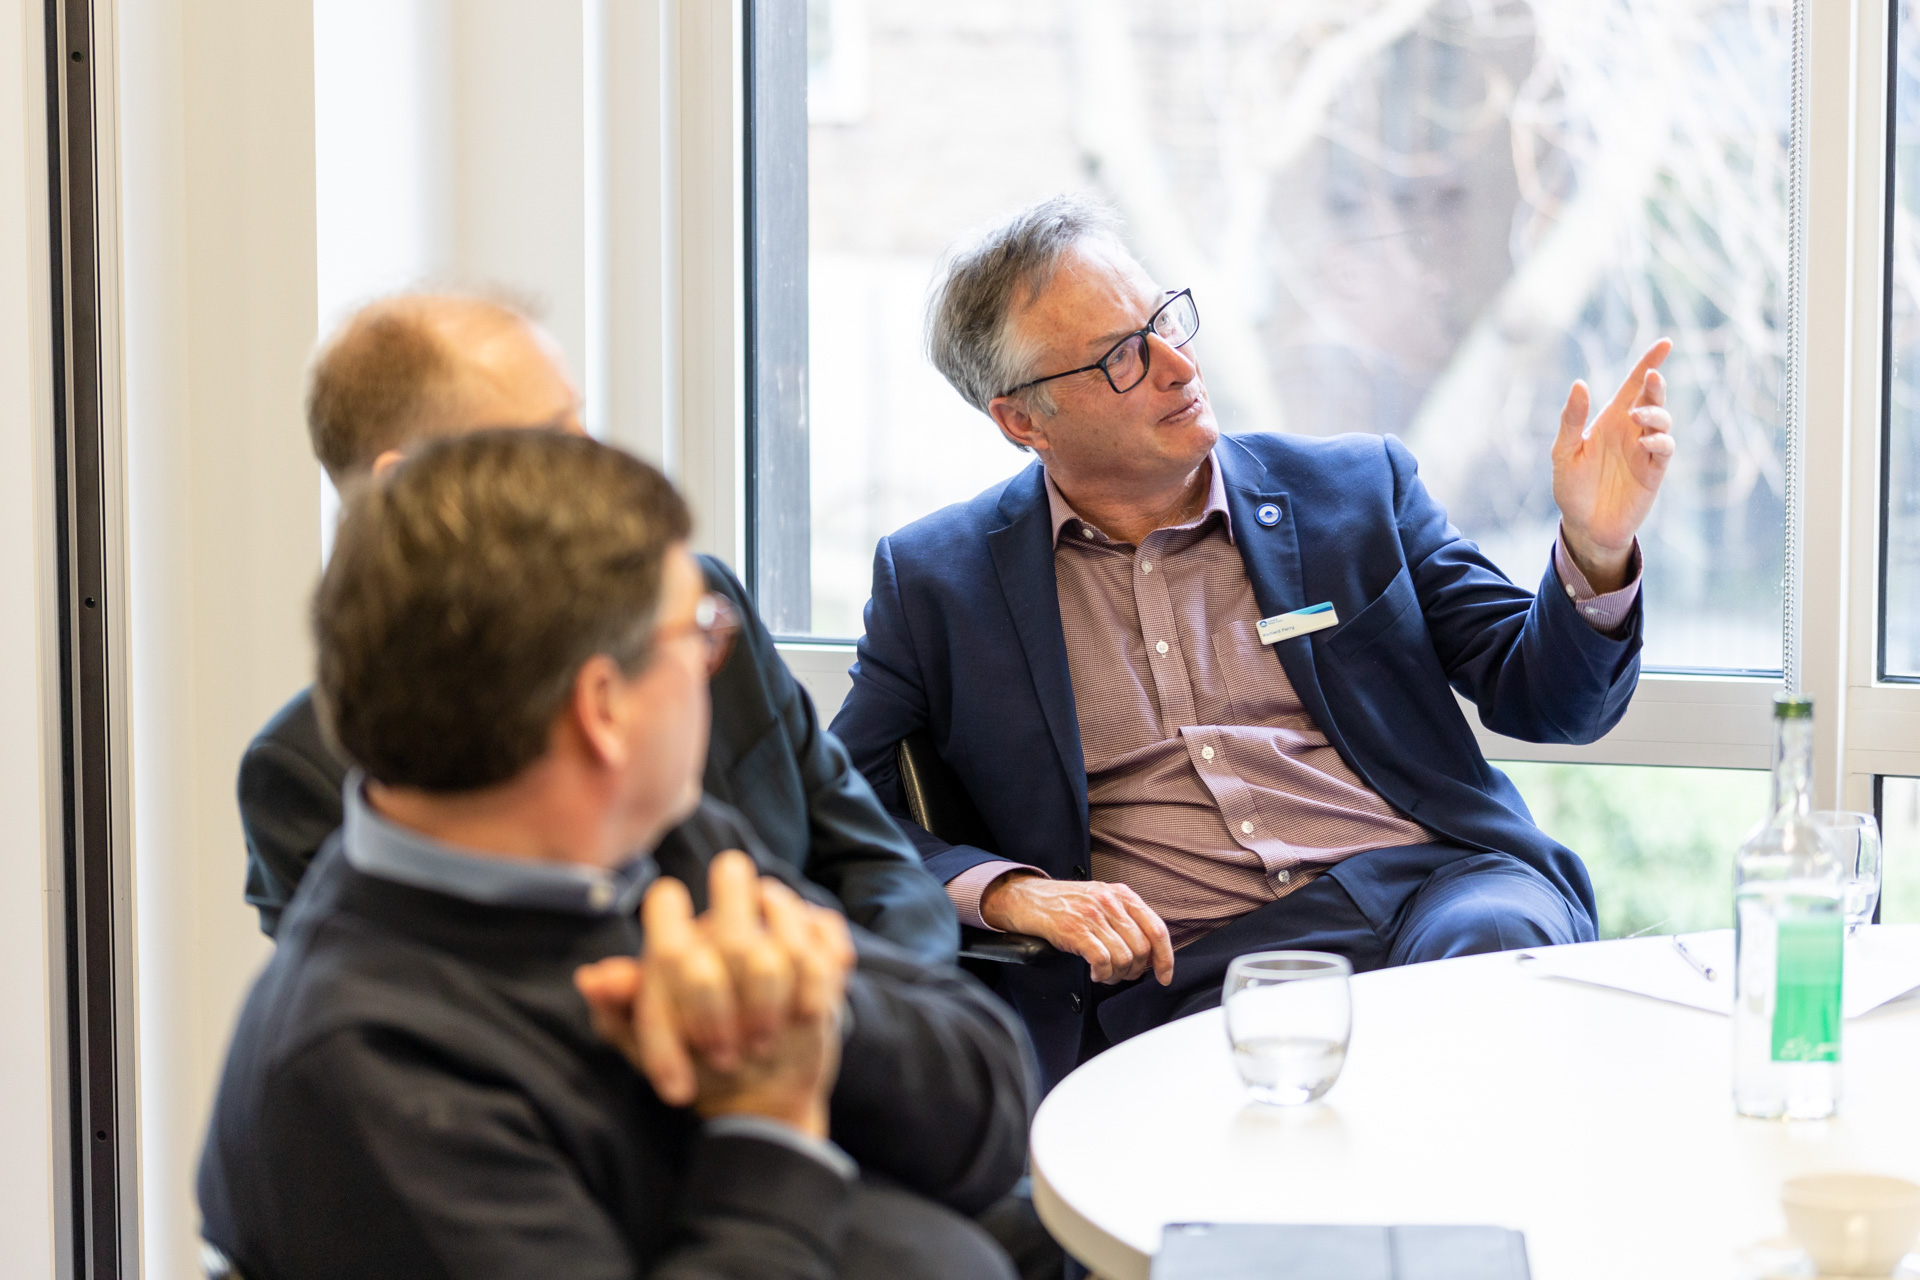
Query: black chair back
xmin=893 ymin=731 xmax=1051 ymax=965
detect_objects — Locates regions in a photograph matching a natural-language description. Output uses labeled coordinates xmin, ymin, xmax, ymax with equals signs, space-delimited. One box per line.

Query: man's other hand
xmin=979 ymin=872 xmax=1174 ymax=986
xmin=574 ymin=851 xmax=854 ymax=1138
xmin=1551 ymin=337 xmax=1675 ymax=592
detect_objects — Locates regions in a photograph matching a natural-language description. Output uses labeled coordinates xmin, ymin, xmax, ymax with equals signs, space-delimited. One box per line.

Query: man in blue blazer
xmin=829 ymin=196 xmax=1677 ymax=1089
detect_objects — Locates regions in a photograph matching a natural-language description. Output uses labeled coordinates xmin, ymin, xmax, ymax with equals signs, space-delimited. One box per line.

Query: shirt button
xmin=1081 ymin=525 xmax=1095 ymax=539
xmin=1156 ymin=640 xmax=1169 ymax=655
xmin=587 ymin=881 xmax=614 ymax=910
xmin=1584 ymin=606 xmax=1600 ymax=617
xmin=1565 ymin=583 xmax=1577 ymax=598
xmin=1240 ymin=820 xmax=1255 ymax=835
xmin=1276 ymin=869 xmax=1291 ymax=885
xmin=1201 ymin=745 xmax=1215 ymax=761
xmin=1141 ymin=561 xmax=1153 ymax=574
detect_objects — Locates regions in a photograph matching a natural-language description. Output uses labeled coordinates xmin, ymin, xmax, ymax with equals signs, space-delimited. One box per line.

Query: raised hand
xmin=980 ymin=872 xmax=1174 ymax=985
xmin=1551 ymin=338 xmax=1676 ymax=592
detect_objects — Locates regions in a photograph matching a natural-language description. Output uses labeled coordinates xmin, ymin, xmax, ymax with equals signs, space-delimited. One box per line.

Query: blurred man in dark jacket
xmin=238 ymin=292 xmax=957 ymax=964
xmin=200 ymin=432 xmax=1036 ymax=1279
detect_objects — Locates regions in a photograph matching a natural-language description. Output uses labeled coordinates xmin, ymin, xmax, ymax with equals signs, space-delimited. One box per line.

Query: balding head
xmin=306 ymin=293 xmax=582 ymax=486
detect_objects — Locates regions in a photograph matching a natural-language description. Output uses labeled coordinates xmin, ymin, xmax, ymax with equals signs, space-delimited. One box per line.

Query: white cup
xmin=1781 ymin=1174 xmax=1920 ymax=1276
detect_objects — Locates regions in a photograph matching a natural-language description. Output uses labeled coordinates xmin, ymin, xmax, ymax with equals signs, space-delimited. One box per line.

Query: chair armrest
xmin=894 ymin=732 xmax=1058 ymax=967
xmin=957 ymin=926 xmax=1054 ymax=965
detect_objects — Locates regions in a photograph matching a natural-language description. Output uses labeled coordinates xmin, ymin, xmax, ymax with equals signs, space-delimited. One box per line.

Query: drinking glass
xmin=1813 ymin=810 xmax=1883 ymax=929
xmin=1222 ymin=951 xmax=1352 ymax=1106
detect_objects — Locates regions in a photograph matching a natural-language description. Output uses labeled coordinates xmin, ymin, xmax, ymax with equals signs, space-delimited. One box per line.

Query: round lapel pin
xmin=1256 ymin=503 xmax=1281 ymax=527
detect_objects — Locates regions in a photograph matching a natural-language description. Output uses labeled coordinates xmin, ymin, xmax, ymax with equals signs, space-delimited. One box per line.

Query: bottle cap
xmin=1773 ymin=691 xmax=1814 ymax=719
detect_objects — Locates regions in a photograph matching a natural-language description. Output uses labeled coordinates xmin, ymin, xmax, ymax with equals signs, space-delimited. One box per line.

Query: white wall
xmin=97 ymin=7 xmax=743 ymax=1277
xmin=314 ymin=0 xmax=743 ymax=563
xmin=116 ymin=2 xmax=320 ymax=1277
xmin=0 ymin=0 xmax=62 ymax=1272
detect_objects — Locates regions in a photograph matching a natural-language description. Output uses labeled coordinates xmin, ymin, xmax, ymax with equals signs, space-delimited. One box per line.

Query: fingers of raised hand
xmin=1629 ymin=405 xmax=1671 ymax=432
xmin=1636 ymin=366 xmax=1667 ymax=408
xmin=1554 ymin=380 xmax=1590 ymax=453
xmin=1612 ymin=338 xmax=1673 ymax=411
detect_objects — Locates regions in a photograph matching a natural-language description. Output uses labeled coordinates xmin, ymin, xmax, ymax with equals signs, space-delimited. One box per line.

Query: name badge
xmin=1256 ymin=602 xmax=1339 ymax=645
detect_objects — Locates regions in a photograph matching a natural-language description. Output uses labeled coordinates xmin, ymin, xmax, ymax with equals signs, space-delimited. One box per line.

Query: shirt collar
xmin=1044 ymin=450 xmax=1233 ymax=547
xmin=341 ymin=773 xmax=656 ymax=916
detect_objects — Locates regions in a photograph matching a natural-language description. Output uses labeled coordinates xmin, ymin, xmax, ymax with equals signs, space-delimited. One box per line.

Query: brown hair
xmin=315 ymin=430 xmax=692 ymax=792
xmin=305 ymin=293 xmax=531 ymax=485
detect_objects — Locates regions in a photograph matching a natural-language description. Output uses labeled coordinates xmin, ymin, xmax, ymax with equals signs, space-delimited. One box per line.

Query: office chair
xmin=893 ymin=730 xmax=1052 ymax=965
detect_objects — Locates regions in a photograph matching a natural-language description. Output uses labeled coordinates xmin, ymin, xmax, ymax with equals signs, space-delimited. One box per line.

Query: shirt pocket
xmin=1208 ymin=618 xmax=1312 ymax=726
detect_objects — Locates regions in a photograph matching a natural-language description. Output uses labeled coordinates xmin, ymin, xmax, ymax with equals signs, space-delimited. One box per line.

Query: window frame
xmin=739 ymin=0 xmax=1917 ymax=814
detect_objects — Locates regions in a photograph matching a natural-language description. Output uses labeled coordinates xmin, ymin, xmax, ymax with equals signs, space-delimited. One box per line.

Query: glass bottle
xmin=1732 ymin=692 xmax=1845 ymax=1119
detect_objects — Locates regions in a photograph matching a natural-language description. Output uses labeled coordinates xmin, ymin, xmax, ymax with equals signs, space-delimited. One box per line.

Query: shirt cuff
xmin=1554 ymin=530 xmax=1641 ymax=634
xmin=705 ymin=1114 xmax=858 ymax=1181
xmin=945 ymin=860 xmax=1046 ymax=931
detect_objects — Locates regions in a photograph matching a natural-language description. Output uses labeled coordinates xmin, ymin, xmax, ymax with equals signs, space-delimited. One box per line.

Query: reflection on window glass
xmin=1497 ymin=761 xmax=1766 ymax=938
xmin=1879 ymin=777 xmax=1920 ymax=923
xmin=802 ymin=0 xmax=1787 ymax=661
xmin=1888 ymin=6 xmax=1920 ymax=677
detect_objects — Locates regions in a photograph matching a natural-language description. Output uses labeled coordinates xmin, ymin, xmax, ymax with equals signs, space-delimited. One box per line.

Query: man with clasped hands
xmin=198 ymin=432 xmax=1035 ymax=1279
xmin=829 ymin=195 xmax=1678 ymax=1088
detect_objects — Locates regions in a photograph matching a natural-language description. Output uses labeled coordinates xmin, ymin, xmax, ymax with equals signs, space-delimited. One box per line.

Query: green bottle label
xmin=1772 ymin=916 xmax=1843 ymax=1062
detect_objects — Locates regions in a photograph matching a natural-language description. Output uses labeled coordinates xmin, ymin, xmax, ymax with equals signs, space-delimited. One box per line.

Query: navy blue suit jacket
xmin=829 ymin=431 xmax=1638 ymax=1087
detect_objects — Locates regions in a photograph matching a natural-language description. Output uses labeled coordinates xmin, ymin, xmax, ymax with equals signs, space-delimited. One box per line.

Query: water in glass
xmin=1223 ymin=952 xmax=1352 ymax=1106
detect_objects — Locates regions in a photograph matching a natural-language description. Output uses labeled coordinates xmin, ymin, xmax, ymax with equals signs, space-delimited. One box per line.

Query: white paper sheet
xmin=1519 ymin=923 xmax=1920 ymax=1019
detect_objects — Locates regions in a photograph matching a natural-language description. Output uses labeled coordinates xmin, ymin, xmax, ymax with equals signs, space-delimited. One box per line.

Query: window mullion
xmin=1801 ymin=0 xmax=1887 ymax=806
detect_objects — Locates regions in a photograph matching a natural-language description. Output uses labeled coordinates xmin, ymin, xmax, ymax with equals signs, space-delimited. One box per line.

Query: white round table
xmin=1030 ymin=936 xmax=1920 ymax=1280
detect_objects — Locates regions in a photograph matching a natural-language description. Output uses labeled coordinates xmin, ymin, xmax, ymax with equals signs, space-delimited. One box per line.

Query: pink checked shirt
xmin=946 ymin=454 xmax=1638 ymax=948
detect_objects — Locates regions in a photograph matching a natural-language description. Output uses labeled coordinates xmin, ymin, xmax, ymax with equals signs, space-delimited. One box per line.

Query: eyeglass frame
xmin=652 ymin=592 xmax=740 ymax=677
xmin=999 ymin=288 xmax=1200 ymax=399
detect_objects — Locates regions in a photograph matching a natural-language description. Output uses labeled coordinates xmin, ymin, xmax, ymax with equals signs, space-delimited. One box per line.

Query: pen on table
xmin=1672 ymin=935 xmax=1716 ymax=982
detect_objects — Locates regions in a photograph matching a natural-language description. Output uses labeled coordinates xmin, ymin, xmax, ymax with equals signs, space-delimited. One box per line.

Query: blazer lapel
xmin=1216 ymin=438 xmax=1340 ymax=738
xmin=986 ymin=465 xmax=1089 ymax=827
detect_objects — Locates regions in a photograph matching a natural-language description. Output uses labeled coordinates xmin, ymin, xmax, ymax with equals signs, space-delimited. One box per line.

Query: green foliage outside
xmin=1878 ymin=778 xmax=1920 ymax=925
xmin=1494 ymin=762 xmax=1769 ymax=939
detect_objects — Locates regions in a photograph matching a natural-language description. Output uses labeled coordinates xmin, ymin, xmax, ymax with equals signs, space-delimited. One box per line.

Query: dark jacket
xmin=829 ymin=433 xmax=1638 ymax=1088
xmin=199 ymin=798 xmax=1036 ymax=1280
xmin=239 ymin=555 xmax=959 ymax=964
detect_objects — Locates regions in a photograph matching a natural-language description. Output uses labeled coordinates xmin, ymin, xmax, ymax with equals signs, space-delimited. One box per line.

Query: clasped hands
xmin=574 ymin=851 xmax=855 ymax=1139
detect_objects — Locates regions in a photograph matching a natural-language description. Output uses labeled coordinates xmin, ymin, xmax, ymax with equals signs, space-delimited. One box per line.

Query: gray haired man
xmin=830 ymin=194 xmax=1675 ymax=1087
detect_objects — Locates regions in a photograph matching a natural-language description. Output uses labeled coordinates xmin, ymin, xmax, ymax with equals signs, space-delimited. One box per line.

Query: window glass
xmin=1497 ymin=762 xmax=1766 ymax=938
xmin=1887 ymin=3 xmax=1920 ymax=677
xmin=1879 ymin=777 xmax=1920 ymax=923
xmin=796 ymin=0 xmax=1787 ymax=663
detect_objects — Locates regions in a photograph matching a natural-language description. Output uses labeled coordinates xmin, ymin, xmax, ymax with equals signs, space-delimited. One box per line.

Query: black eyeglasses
xmin=1001 ymin=289 xmax=1200 ymax=399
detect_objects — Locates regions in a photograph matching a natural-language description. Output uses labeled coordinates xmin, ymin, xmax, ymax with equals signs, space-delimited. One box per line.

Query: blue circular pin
xmin=1256 ymin=503 xmax=1281 ymax=527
